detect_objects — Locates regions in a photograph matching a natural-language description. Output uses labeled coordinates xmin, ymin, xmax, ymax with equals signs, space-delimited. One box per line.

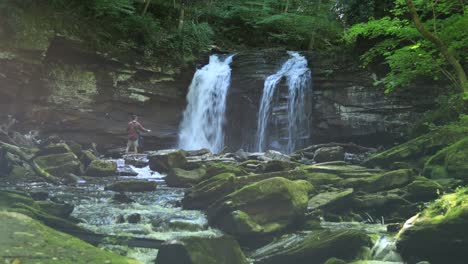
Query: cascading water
xmin=256 ymin=51 xmax=312 ymax=153
xmin=178 ymin=54 xmax=234 ymax=154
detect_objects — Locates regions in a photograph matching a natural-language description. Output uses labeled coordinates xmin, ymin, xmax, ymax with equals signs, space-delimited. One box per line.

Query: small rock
xmin=387 ymin=223 xmax=403 ymax=233
xmin=116 ymin=214 xmax=125 ymax=223
xmin=112 ymin=193 xmax=135 ymax=204
xmin=127 ymin=213 xmax=141 ymax=224
xmin=148 ymin=149 xmax=187 ymax=174
xmin=86 ymin=160 xmax=117 ymax=177
xmin=29 ymin=191 xmax=49 ymax=201
xmin=314 ymin=146 xmax=345 ymax=163
xmin=105 ymin=180 xmax=157 ymax=192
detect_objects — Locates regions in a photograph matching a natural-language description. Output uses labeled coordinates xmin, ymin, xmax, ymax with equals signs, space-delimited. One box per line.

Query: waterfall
xmin=178 ymin=54 xmax=234 ymax=154
xmin=256 ymin=51 xmax=312 ymax=153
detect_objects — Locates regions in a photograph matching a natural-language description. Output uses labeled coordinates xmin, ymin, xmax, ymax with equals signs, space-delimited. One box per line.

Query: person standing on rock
xmin=126 ymin=114 xmax=151 ymax=154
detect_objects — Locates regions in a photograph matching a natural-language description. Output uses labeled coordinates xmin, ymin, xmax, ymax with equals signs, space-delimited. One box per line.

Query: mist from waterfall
xmin=178 ymin=54 xmax=234 ymax=154
xmin=256 ymin=51 xmax=312 ymax=153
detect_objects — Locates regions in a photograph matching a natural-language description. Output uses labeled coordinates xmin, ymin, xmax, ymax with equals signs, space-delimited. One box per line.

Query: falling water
xmin=178 ymin=54 xmax=234 ymax=153
xmin=256 ymin=51 xmax=312 ymax=153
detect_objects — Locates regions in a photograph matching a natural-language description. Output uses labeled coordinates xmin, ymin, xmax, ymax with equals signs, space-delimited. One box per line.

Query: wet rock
xmin=155 ymin=236 xmax=248 ymax=264
xmin=307 ymin=188 xmax=354 ymax=211
xmin=116 ymin=214 xmax=126 ymax=223
xmin=34 ymin=152 xmax=82 ymax=178
xmin=261 ymin=160 xmax=299 ymax=173
xmin=80 ymin=150 xmax=98 ymax=167
xmin=324 ymin=258 xmax=347 ymax=264
xmin=351 ymin=192 xmax=413 ymax=220
xmin=117 ymin=166 xmax=139 ymax=177
xmin=127 ymin=213 xmax=141 ymax=224
xmin=313 ymin=146 xmax=345 ymax=163
xmin=397 ymin=187 xmax=468 ymax=264
xmin=182 ymin=173 xmax=236 ymax=210
xmin=168 ymin=219 xmax=207 ymax=231
xmin=36 ymin=143 xmax=72 ymax=156
xmin=403 ymin=177 xmax=443 ymax=202
xmin=148 ymin=149 xmax=187 ymax=173
xmin=208 ymin=177 xmax=313 ymax=238
xmin=35 ymin=200 xmax=74 ymax=218
xmin=112 ymin=193 xmax=135 ymax=204
xmin=86 ymin=160 xmax=117 ymax=177
xmin=105 ymin=180 xmax=157 ymax=192
xmin=29 ymin=190 xmax=49 ymax=201
xmin=124 ymin=154 xmax=148 ymax=168
xmin=387 ymin=223 xmax=402 ymax=233
xmin=260 ymin=150 xmax=291 ymax=162
xmin=184 ymin=148 xmax=211 ymax=157
xmin=251 ymin=229 xmax=372 ymax=264
xmin=165 ymin=167 xmax=207 ymax=187
xmin=422 ymin=137 xmax=468 ymax=180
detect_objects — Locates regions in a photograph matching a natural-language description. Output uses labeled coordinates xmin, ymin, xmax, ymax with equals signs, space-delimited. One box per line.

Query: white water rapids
xmin=256 ymin=51 xmax=312 ymax=153
xmin=178 ymin=54 xmax=234 ymax=154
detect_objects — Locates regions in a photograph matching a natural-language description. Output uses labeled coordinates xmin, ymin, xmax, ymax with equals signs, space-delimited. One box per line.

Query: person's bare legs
xmin=134 ymin=146 xmax=138 ymax=153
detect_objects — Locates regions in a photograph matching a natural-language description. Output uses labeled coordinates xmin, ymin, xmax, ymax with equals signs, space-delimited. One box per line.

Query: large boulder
xmin=403 ymin=177 xmax=443 ymax=202
xmin=397 ymin=187 xmax=468 ymax=264
xmin=35 ymin=143 xmax=72 ymax=156
xmin=208 ymin=177 xmax=313 ymax=238
xmin=363 ymin=123 xmax=468 ymax=169
xmin=313 ymin=146 xmax=345 ymax=163
xmin=204 ymin=161 xmax=248 ymax=179
xmin=104 ymin=180 xmax=157 ymax=192
xmin=339 ymin=169 xmax=414 ymax=193
xmin=182 ymin=173 xmax=237 ymax=210
xmin=251 ymin=229 xmax=372 ymax=264
xmin=166 ymin=167 xmax=207 ymax=187
xmin=351 ymin=192 xmax=414 ymax=221
xmin=85 ymin=160 xmax=117 ymax=177
xmin=422 ymin=137 xmax=468 ymax=180
xmin=307 ymin=188 xmax=354 ymax=212
xmin=148 ymin=149 xmax=187 ymax=174
xmin=155 ymin=236 xmax=247 ymax=264
xmin=34 ymin=152 xmax=82 ymax=178
xmin=0 ymin=211 xmax=141 ymax=264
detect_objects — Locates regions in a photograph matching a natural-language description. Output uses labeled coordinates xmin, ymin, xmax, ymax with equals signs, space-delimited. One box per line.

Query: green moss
xmin=363 ymin=122 xmax=468 ymax=169
xmin=86 ymin=160 xmax=117 ymax=177
xmin=209 ymin=177 xmax=313 ymax=237
xmin=182 ymin=173 xmax=236 ymax=210
xmin=0 ymin=211 xmax=141 ymax=264
xmin=303 ymin=172 xmax=343 ymax=186
xmin=166 ymin=167 xmax=207 ymax=187
xmin=423 ymin=137 xmax=468 ymax=180
xmin=203 ymin=161 xmax=248 ymax=180
xmin=34 ymin=152 xmax=82 ymax=177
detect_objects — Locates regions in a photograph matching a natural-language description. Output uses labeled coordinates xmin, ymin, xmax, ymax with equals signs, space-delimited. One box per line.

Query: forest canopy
xmin=0 ymin=0 xmax=466 ymax=95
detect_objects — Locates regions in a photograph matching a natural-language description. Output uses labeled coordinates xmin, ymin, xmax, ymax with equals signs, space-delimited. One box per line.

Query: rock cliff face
xmin=1 ymin=43 xmax=433 ymax=151
xmin=0 ymin=36 xmax=192 ymax=149
xmin=225 ymin=49 xmax=434 ymax=151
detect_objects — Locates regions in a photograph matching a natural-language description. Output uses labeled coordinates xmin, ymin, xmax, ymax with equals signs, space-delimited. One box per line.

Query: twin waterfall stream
xmin=179 ymin=52 xmax=312 ymax=154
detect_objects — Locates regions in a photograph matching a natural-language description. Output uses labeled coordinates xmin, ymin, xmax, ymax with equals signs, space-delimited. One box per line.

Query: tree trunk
xmin=142 ymin=0 xmax=151 ymax=15
xmin=178 ymin=5 xmax=185 ymax=30
xmin=406 ymin=0 xmax=467 ymax=92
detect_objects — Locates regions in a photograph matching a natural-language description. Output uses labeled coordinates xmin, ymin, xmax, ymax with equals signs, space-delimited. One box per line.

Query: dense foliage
xmin=344 ymin=0 xmax=467 ymax=93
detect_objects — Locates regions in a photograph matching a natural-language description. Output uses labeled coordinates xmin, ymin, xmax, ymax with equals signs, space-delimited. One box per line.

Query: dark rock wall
xmin=1 ymin=43 xmax=433 ymax=151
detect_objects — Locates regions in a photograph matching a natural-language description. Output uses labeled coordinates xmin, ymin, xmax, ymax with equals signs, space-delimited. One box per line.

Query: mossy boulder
xmin=404 ymin=177 xmax=443 ymax=202
xmin=35 ymin=200 xmax=74 ymax=218
xmin=301 ymin=163 xmax=382 ymax=179
xmin=148 ymin=149 xmax=187 ymax=174
xmin=80 ymin=150 xmax=98 ymax=167
xmin=104 ymin=180 xmax=157 ymax=192
xmin=155 ymin=236 xmax=247 ymax=264
xmin=261 ymin=160 xmax=300 ymax=173
xmin=208 ymin=177 xmax=313 ymax=238
xmin=0 ymin=211 xmax=141 ymax=264
xmin=323 ymin=258 xmax=347 ymax=264
xmin=422 ymin=137 xmax=468 ymax=180
xmin=36 ymin=143 xmax=72 ymax=156
xmin=203 ymin=161 xmax=248 ymax=179
xmin=351 ymin=192 xmax=414 ymax=220
xmin=339 ymin=169 xmax=414 ymax=193
xmin=85 ymin=160 xmax=117 ymax=177
xmin=313 ymin=146 xmax=345 ymax=163
xmin=34 ymin=152 xmax=82 ymax=178
xmin=303 ymin=172 xmax=343 ymax=186
xmin=363 ymin=123 xmax=468 ymax=169
xmin=307 ymin=188 xmax=354 ymax=212
xmin=251 ymin=229 xmax=372 ymax=264
xmin=182 ymin=173 xmax=236 ymax=210
xmin=166 ymin=167 xmax=207 ymax=187
xmin=397 ymin=187 xmax=468 ymax=264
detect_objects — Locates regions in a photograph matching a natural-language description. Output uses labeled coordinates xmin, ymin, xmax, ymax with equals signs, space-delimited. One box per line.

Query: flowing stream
xmin=19 ymin=158 xmax=221 ymax=264
xmin=178 ymin=54 xmax=234 ymax=154
xmin=256 ymin=51 xmax=312 ymax=153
